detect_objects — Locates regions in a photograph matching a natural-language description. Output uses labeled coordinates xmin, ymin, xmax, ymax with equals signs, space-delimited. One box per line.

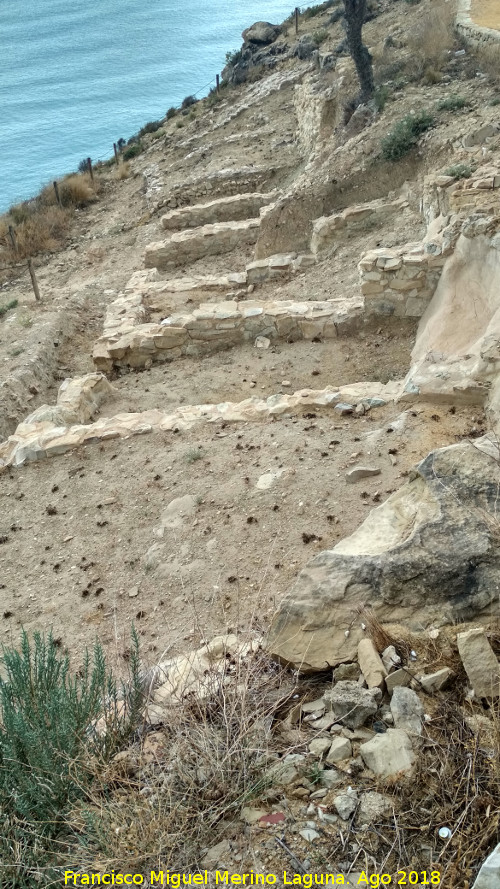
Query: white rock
xmin=333 ymin=789 xmax=358 ymax=820
xmin=360 ymin=729 xmax=415 ymax=778
xmin=472 ymin=841 xmax=500 ymax=888
xmin=308 ymin=738 xmax=332 ymax=757
xmin=326 ymin=736 xmax=352 ymax=763
xmin=457 ymin=627 xmax=500 ymax=698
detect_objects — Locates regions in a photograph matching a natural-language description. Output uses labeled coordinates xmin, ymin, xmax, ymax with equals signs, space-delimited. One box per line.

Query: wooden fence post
xmin=295 ymin=6 xmax=299 ymax=34
xmin=8 ymin=225 xmax=18 ymax=254
xmin=53 ymin=181 xmax=62 ymax=206
xmin=216 ymin=74 xmax=220 ymax=94
xmin=113 ymin=142 xmax=119 ymax=165
xmin=87 ymin=157 xmax=94 ymax=181
xmin=27 ymin=259 xmax=41 ymax=302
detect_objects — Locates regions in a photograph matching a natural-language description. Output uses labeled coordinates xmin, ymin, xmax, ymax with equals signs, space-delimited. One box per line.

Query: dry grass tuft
xmin=66 ymin=650 xmax=293 ymax=873
xmin=0 ymin=173 xmax=100 ymax=262
xmin=113 ymin=162 xmax=131 ymax=181
xmin=407 ymin=0 xmax=455 ymax=77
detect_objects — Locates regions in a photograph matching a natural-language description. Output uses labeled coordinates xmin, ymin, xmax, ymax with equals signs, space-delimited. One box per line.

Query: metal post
xmin=53 ymin=181 xmax=62 ymax=207
xmin=216 ymin=74 xmax=220 ymax=94
xmin=295 ymin=6 xmax=299 ymax=34
xmin=113 ymin=142 xmax=119 ymax=165
xmin=87 ymin=157 xmax=94 ymax=181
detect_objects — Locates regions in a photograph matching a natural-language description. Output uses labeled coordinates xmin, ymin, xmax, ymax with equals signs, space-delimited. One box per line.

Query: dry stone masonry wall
xmin=456 ymin=0 xmax=500 ymax=48
xmin=92 ymin=292 xmax=363 ymax=373
xmin=144 ymin=218 xmax=261 ymax=269
xmin=359 ymin=245 xmax=445 ymax=318
xmin=160 ymin=192 xmax=278 ymax=231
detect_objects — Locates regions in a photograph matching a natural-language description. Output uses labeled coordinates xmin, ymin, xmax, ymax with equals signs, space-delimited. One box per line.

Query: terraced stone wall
xmin=359 ymin=246 xmax=445 ymax=318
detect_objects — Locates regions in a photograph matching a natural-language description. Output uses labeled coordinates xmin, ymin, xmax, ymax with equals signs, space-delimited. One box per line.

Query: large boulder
xmin=242 ymin=21 xmax=281 ymax=45
xmin=267 ymin=438 xmax=500 ymax=671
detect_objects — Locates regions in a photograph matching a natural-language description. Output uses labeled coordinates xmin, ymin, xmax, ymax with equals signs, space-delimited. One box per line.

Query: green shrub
xmin=0 ymin=298 xmax=18 ymax=318
xmin=488 ymin=95 xmax=500 ymax=106
xmin=374 ymin=85 xmax=391 ymax=112
xmin=312 ymin=28 xmax=329 ymax=45
xmin=78 ymin=158 xmax=90 ymax=174
xmin=437 ymin=95 xmax=470 ymax=111
xmin=166 ymin=106 xmax=177 ymax=119
xmin=443 ymin=163 xmax=473 ymax=179
xmin=381 ymin=110 xmax=435 ymax=160
xmin=225 ymin=48 xmax=242 ymax=66
xmin=304 ymin=0 xmax=336 ymax=19
xmin=0 ymin=629 xmax=143 ymax=886
xmin=181 ymin=94 xmax=197 ymax=109
xmin=138 ymin=119 xmax=163 ymax=138
xmin=123 ymin=142 xmax=143 ymax=160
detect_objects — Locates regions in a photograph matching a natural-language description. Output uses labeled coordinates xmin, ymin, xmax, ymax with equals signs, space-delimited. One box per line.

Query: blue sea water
xmin=0 ymin=0 xmax=302 ymax=212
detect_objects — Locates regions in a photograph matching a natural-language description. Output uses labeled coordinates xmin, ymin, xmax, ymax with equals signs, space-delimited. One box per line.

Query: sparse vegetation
xmin=123 ymin=142 xmax=144 ymax=161
xmin=407 ymin=0 xmax=455 ymax=77
xmin=312 ymin=28 xmax=329 ymax=46
xmin=113 ymin=161 xmax=131 ymax=181
xmin=181 ymin=95 xmax=197 ymax=110
xmin=225 ymin=48 xmax=242 ymax=67
xmin=138 ymin=119 xmax=163 ymax=138
xmin=381 ymin=110 xmax=435 ymax=160
xmin=185 ymin=447 xmax=205 ymax=463
xmin=303 ymin=0 xmax=337 ymax=18
xmin=374 ymin=84 xmax=391 ymax=112
xmin=166 ymin=106 xmax=177 ymax=119
xmin=444 ymin=163 xmax=473 ymax=180
xmin=0 ymin=298 xmax=18 ymax=317
xmin=437 ymin=95 xmax=470 ymax=112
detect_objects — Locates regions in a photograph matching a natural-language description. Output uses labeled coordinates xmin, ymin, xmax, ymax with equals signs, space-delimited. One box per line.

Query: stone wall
xmin=423 ymin=165 xmax=500 ymax=225
xmin=156 ymin=165 xmax=288 ymax=212
xmin=161 ymin=192 xmax=277 ymax=231
xmin=311 ymin=198 xmax=408 ymax=255
xmin=0 ymin=380 xmax=397 ymax=472
xmin=144 ymin=218 xmax=261 ymax=269
xmin=456 ymin=0 xmax=500 ymax=48
xmin=359 ymin=245 xmax=445 ymax=318
xmin=245 ymin=252 xmax=316 ymax=284
xmin=92 ymin=293 xmax=363 ymax=373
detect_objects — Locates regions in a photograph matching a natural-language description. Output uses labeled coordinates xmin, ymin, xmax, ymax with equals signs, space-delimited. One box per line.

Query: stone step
xmin=144 ymin=218 xmax=261 ymax=269
xmin=161 ymin=192 xmax=277 ymax=231
xmin=0 ymin=379 xmax=396 ymax=472
xmin=92 ymin=293 xmax=364 ymax=374
xmin=246 ymin=252 xmax=316 ymax=284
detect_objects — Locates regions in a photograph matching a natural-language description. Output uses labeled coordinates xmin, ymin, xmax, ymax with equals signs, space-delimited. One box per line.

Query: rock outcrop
xmin=268 ymin=437 xmax=500 ymax=671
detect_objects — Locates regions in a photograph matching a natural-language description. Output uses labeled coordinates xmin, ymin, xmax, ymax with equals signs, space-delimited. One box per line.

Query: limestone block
xmin=161 ymin=192 xmax=275 ymax=231
xmin=360 ymin=729 xmax=415 ymax=778
xmin=419 ymin=667 xmax=453 ymax=693
xmin=386 ymin=669 xmax=412 ymax=693
xmin=326 ymin=736 xmax=352 ymax=763
xmin=457 ymin=627 xmax=500 ymax=698
xmin=472 ymin=842 xmax=500 ymax=889
xmin=358 ymin=639 xmax=387 ymax=689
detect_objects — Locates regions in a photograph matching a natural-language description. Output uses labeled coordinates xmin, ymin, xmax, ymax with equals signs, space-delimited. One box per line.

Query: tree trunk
xmin=343 ymin=0 xmax=374 ymax=105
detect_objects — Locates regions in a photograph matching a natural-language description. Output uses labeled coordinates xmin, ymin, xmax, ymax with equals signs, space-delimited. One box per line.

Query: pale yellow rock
xmin=457 ymin=627 xmax=500 ymax=698
xmin=357 ymin=639 xmax=388 ymax=689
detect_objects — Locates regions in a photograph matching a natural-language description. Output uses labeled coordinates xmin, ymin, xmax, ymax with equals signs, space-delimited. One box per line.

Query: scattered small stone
xmin=324 ymin=681 xmax=381 ymax=728
xmin=333 ymin=789 xmax=358 ymax=820
xmin=334 ymin=403 xmax=354 ymax=415
xmin=346 ymin=466 xmax=382 ymax=483
xmin=299 ymin=827 xmax=320 ymax=843
xmin=419 ymin=667 xmax=454 ymax=693
xmin=254 ymin=336 xmax=270 ymax=349
xmin=308 ymin=738 xmax=331 ymax=757
xmin=326 ymin=736 xmax=352 ymax=763
xmin=386 ymin=668 xmax=412 ymax=693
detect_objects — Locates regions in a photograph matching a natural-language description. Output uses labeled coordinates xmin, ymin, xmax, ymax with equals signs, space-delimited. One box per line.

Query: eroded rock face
xmin=268 ymin=438 xmax=500 ymax=671
xmin=241 ymin=22 xmax=281 ymax=45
